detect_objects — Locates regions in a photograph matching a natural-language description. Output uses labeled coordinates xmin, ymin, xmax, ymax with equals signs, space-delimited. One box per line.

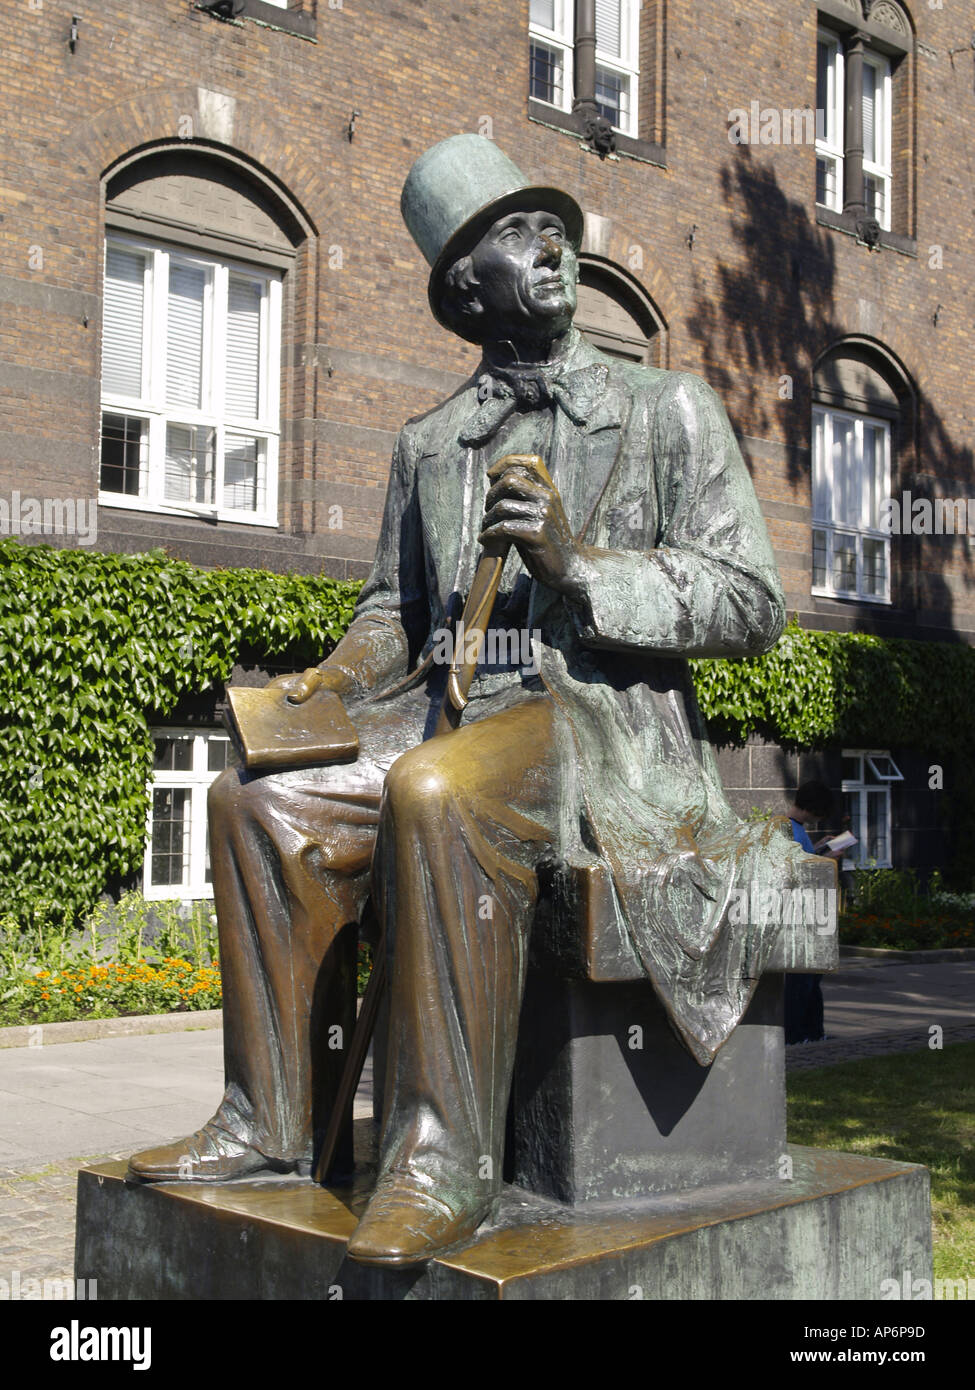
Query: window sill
xmin=144 ymin=885 xmax=215 ymax=902
xmin=814 ymin=206 xmax=916 ymax=258
xmin=527 ymin=99 xmax=666 ymax=168
xmin=243 ymin=1 xmax=315 ymax=39
xmin=196 ymin=3 xmax=315 ymax=40
xmin=98 ymin=492 xmax=279 ymax=529
xmin=811 ymin=585 xmax=892 ymax=607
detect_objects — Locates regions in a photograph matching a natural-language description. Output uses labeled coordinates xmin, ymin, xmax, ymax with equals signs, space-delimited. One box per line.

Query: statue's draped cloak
xmin=329 ymin=331 xmax=811 ymax=1066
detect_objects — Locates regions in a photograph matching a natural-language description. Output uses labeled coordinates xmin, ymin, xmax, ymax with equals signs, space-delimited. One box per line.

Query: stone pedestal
xmin=75 ymin=1147 xmax=931 ymax=1300
xmin=508 ymin=974 xmax=785 ymax=1202
xmin=78 ymin=853 xmax=918 ymax=1301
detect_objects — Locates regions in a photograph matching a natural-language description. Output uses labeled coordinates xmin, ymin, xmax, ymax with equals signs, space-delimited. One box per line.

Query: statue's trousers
xmin=206 ymin=683 xmax=561 ymax=1181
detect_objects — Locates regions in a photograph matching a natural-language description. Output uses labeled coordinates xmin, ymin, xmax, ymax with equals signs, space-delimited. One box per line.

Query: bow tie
xmin=458 ymin=362 xmax=606 ymax=447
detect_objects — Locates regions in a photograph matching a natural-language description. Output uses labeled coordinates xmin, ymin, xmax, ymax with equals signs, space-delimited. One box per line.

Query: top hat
xmin=400 ymin=134 xmax=584 ymax=331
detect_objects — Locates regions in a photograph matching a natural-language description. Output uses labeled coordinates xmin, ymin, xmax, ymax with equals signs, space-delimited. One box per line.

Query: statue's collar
xmin=480 ymin=328 xmax=580 ymax=377
xmin=459 ymin=330 xmax=607 ymax=446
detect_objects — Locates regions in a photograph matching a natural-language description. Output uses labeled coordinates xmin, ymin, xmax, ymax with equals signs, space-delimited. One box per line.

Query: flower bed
xmin=0 ymin=886 xmax=377 ymax=1027
xmin=837 ymin=867 xmax=975 ymax=953
xmin=1 ymin=958 xmax=222 ymax=1027
xmin=839 ymin=912 xmax=975 ymax=953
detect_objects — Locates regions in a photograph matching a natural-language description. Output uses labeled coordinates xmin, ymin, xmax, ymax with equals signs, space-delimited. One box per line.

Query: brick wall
xmin=2 ymin=1 xmax=971 ymax=626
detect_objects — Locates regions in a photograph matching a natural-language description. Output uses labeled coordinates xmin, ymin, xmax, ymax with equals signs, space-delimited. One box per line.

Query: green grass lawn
xmin=787 ymin=1042 xmax=975 ymax=1281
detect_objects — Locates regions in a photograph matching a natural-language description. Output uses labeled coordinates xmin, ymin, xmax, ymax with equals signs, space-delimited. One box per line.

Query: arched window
xmin=575 ymin=257 xmax=665 ymax=366
xmin=99 ymin=149 xmax=305 ymax=527
xmin=811 ymin=338 xmax=915 ymax=603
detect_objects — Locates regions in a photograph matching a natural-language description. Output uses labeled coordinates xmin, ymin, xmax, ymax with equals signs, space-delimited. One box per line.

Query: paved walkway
xmin=1 ymin=957 xmax=972 ymax=1292
xmin=786 ymin=955 xmax=975 ymax=1070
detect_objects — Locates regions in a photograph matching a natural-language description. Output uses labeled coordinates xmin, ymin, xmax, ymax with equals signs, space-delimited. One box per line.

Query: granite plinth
xmin=75 ymin=1146 xmax=930 ymax=1301
xmin=508 ymin=973 xmax=786 ymax=1202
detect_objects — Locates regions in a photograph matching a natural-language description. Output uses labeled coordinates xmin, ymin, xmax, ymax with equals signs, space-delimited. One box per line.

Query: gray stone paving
xmin=785 ymin=1020 xmax=975 ymax=1071
xmin=1 ymin=956 xmax=971 ymax=1295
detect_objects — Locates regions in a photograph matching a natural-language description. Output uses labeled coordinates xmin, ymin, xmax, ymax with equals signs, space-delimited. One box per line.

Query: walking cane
xmin=314 ymin=455 xmax=548 ymax=1184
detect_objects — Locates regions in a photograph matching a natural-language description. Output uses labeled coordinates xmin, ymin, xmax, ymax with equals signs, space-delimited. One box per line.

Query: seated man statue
xmin=129 ymin=135 xmax=810 ymax=1267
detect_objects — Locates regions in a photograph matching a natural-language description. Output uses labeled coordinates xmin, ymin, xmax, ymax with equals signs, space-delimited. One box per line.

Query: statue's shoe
xmin=127 ymin=1123 xmax=292 ymax=1182
xmin=346 ymin=1174 xmax=498 ymax=1267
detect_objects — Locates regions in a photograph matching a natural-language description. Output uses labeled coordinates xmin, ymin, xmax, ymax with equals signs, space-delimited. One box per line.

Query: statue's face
xmin=468 ymin=209 xmax=578 ymax=339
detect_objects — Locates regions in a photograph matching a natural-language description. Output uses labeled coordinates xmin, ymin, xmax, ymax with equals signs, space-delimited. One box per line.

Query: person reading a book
xmin=128 ymin=135 xmax=814 ymax=1267
xmin=784 ymin=780 xmax=845 ymax=1044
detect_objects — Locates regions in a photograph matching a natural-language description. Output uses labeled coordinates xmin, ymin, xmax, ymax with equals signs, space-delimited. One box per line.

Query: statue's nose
xmin=535 ymin=234 xmax=563 ymax=267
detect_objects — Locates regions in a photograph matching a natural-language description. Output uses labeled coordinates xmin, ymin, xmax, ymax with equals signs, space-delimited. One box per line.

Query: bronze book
xmin=223 ymin=685 xmax=359 ymax=771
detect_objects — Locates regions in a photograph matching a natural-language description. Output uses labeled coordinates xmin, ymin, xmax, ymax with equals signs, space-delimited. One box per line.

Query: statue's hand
xmin=266 ymin=667 xmax=351 ymax=706
xmin=480 ymin=453 xmax=585 ymax=595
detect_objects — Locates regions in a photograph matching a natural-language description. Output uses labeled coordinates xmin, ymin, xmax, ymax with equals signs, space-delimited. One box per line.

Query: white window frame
xmin=862 ymin=51 xmax=893 ymax=232
xmin=594 ymin=0 xmax=640 ymax=137
xmin=816 ymin=29 xmax=845 ymax=213
xmin=812 ymin=405 xmax=892 ymax=604
xmin=841 ymin=749 xmax=902 ymax=869
xmin=529 ymin=0 xmax=575 ymax=114
xmin=100 ymin=234 xmax=281 ymax=528
xmin=529 ymin=0 xmax=640 ymax=137
xmin=144 ymin=730 xmax=232 ymax=901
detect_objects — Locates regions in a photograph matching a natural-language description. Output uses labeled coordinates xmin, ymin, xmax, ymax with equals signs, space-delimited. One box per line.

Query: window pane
xmin=816 ymin=154 xmax=840 ymax=209
xmin=226 ymin=276 xmax=262 ymax=420
xmin=103 ymin=246 xmax=145 ymax=398
xmin=150 ymin=787 xmax=190 ymax=887
xmin=861 ymin=423 xmax=885 ymax=529
xmin=207 ymin=738 xmax=230 ymax=773
xmin=595 ymin=0 xmax=622 ymax=58
xmin=843 ymin=791 xmax=864 ymax=862
xmin=866 ymin=789 xmax=889 ymax=863
xmin=100 ymin=413 xmax=148 ymax=497
xmin=812 ymin=522 xmax=823 ymax=583
xmin=832 ymin=531 xmax=857 ymax=591
xmin=816 ymin=156 xmax=828 ymax=206
xmin=841 ymin=755 xmax=862 ymax=783
xmin=153 ymin=737 xmax=193 ymax=772
xmin=530 ymin=0 xmax=555 ymax=28
xmin=595 ymin=65 xmax=628 ymax=128
xmin=862 ymin=64 xmax=876 ymax=165
xmin=862 ymin=538 xmax=887 ymax=597
xmin=831 ymin=417 xmax=858 ymax=527
xmin=866 ymin=754 xmax=903 ymax=781
xmin=223 ymin=433 xmax=265 ymax=511
xmin=530 ymin=40 xmax=564 ymax=105
xmin=812 ymin=412 xmax=829 ymax=521
xmin=167 ymin=261 xmax=207 ymax=409
xmin=816 ymin=42 xmax=831 ymax=142
xmin=812 ymin=529 xmax=828 ymax=588
xmin=165 ymin=423 xmax=215 ymax=506
xmin=864 ymin=174 xmax=886 ymax=226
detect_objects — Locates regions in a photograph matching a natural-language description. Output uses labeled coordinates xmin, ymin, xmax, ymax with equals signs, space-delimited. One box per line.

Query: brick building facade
xmin=2 ymin=0 xmax=972 ymax=883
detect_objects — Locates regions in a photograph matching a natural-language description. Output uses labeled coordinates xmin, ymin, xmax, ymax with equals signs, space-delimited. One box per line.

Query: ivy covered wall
xmin=0 ymin=540 xmax=359 ymax=926
xmin=2 ymin=538 xmax=973 ymax=928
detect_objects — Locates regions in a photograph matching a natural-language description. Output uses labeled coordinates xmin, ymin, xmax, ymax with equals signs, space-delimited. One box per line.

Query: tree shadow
xmin=686 ymin=147 xmax=975 ymax=638
xmin=685 ymin=150 xmax=839 ymax=490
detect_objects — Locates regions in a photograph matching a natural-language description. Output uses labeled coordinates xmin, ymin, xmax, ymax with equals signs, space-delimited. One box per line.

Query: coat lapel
xmin=554 ymin=375 xmax=628 ymax=542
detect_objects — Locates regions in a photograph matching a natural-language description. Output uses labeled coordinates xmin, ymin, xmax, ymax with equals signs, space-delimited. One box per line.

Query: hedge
xmin=3 ymin=536 xmax=973 ymax=927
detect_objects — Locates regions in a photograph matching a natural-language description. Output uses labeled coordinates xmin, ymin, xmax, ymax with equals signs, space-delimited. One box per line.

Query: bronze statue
xmin=129 ymin=135 xmax=812 ymax=1267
